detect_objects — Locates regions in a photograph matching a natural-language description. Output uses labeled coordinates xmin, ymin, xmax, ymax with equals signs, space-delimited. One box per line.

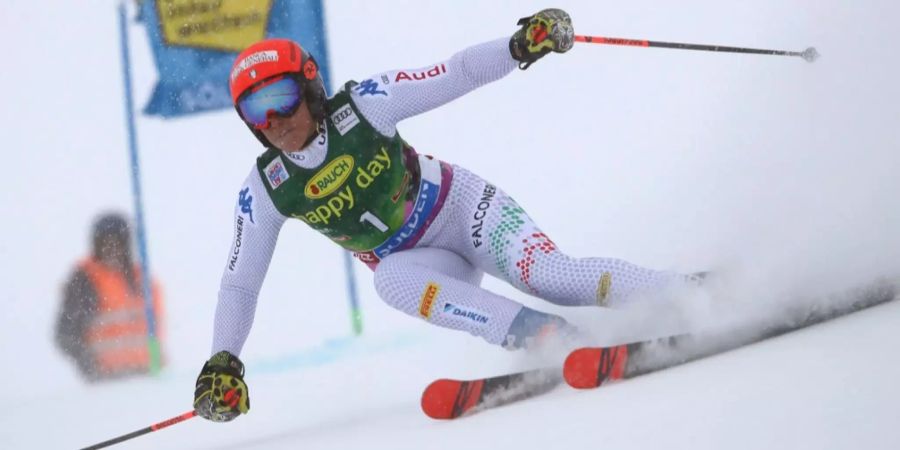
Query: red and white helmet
xmin=229 ymin=38 xmax=327 ymax=147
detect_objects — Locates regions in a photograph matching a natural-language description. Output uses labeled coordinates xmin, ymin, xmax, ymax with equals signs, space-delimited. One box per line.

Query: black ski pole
xmin=575 ymin=34 xmax=819 ymax=62
xmin=79 ymin=410 xmax=197 ymax=450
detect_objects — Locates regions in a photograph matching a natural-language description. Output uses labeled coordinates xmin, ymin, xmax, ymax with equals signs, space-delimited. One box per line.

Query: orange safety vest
xmin=79 ymin=258 xmax=164 ymax=376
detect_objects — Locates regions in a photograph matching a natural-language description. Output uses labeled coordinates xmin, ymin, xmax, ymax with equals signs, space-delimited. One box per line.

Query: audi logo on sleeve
xmin=330 ymin=104 xmax=360 ymax=136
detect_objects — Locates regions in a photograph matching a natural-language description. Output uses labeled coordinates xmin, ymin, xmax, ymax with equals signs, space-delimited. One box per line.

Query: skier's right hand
xmin=193 ymin=351 xmax=250 ymax=422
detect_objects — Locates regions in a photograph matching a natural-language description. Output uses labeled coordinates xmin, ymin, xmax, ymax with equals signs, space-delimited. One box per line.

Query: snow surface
xmin=2 ymin=1 xmax=900 ymax=449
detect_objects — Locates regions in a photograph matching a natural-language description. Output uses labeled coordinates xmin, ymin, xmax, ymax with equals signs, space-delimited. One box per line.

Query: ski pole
xmin=575 ymin=34 xmax=819 ymax=62
xmin=79 ymin=410 xmax=197 ymax=450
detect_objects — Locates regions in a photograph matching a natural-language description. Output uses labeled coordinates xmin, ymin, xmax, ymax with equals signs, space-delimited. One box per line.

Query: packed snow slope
xmin=2 ymin=1 xmax=900 ymax=449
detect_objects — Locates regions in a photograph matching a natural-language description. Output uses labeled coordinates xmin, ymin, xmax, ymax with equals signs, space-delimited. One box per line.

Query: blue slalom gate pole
xmin=117 ymin=1 xmax=161 ymax=372
xmin=343 ymin=252 xmax=362 ymax=335
xmin=311 ymin=1 xmax=363 ymax=336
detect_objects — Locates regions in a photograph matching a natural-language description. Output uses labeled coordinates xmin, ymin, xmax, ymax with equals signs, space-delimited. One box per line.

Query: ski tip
xmin=564 ymin=348 xmax=604 ymax=389
xmin=563 ymin=346 xmax=629 ymax=389
xmin=421 ymin=379 xmax=463 ymax=419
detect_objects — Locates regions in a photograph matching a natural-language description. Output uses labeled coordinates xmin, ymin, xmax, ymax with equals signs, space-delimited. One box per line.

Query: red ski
xmin=421 ymin=368 xmax=560 ymax=419
xmin=563 ymin=336 xmax=686 ymax=389
xmin=564 ymin=280 xmax=897 ymax=389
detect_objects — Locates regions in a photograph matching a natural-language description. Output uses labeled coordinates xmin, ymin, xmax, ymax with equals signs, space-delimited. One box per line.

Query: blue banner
xmin=138 ymin=0 xmax=330 ymax=118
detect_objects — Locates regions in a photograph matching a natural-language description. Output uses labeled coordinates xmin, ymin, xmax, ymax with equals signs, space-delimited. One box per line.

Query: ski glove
xmin=509 ymin=8 xmax=575 ymax=69
xmin=194 ymin=351 xmax=250 ymax=422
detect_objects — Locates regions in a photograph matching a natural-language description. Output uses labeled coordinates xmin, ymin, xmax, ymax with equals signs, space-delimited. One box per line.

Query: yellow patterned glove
xmin=193 ymin=351 xmax=250 ymax=422
xmin=509 ymin=8 xmax=575 ymax=69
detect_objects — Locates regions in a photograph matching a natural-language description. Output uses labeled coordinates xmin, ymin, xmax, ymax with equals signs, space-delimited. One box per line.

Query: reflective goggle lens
xmin=237 ymin=76 xmax=303 ymax=129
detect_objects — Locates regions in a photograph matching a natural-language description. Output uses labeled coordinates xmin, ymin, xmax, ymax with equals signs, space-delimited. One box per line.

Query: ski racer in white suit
xmin=193 ymin=9 xmax=700 ymax=422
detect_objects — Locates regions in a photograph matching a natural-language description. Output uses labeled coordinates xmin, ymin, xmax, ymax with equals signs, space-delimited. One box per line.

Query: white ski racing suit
xmin=212 ymin=37 xmax=686 ymax=356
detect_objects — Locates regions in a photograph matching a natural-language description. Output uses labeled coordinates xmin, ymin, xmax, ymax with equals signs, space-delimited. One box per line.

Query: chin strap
xmin=300 ymin=121 xmax=327 ymax=149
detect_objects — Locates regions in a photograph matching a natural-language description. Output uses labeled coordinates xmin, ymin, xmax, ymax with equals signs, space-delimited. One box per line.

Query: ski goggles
xmin=236 ymin=75 xmax=303 ymax=130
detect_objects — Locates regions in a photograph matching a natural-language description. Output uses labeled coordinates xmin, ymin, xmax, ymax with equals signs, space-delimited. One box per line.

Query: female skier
xmin=194 ymin=9 xmax=697 ymax=422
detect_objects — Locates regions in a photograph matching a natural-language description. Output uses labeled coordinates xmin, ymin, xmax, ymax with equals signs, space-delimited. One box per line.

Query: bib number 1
xmin=360 ymin=211 xmax=389 ymax=232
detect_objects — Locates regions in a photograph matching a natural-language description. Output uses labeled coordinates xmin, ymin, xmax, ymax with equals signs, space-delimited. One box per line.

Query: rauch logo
xmin=305 ymin=155 xmax=355 ymax=199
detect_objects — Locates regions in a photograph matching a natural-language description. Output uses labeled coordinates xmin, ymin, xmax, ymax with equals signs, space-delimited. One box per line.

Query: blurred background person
xmin=54 ymin=212 xmax=166 ymax=382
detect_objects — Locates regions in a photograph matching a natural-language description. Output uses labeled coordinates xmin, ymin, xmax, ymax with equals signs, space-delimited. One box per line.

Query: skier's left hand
xmin=509 ymin=8 xmax=575 ymax=69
